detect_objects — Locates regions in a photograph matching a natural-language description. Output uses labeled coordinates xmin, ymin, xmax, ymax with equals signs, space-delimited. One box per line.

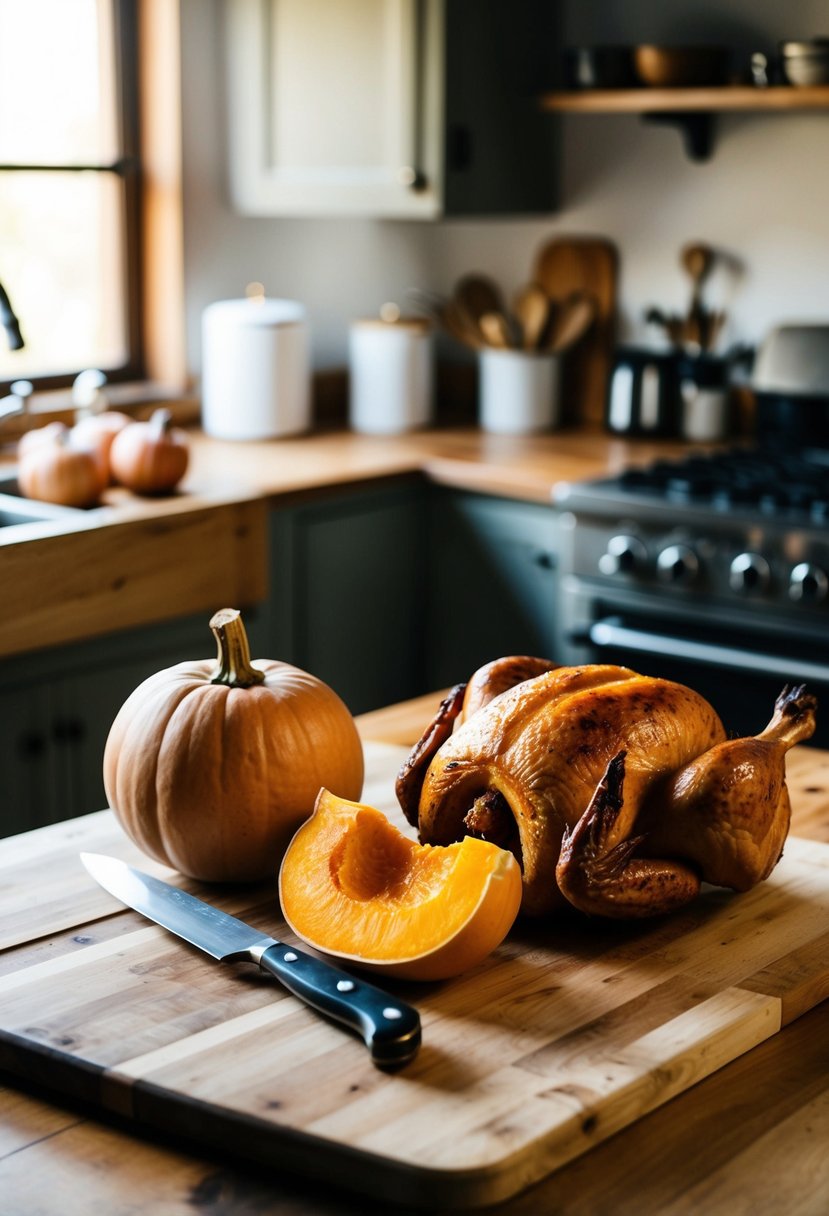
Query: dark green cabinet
xmin=425 ymin=489 xmax=559 ymax=689
xmin=265 ymin=482 xmax=559 ymax=710
xmin=0 ymin=613 xmax=222 ymax=837
xmin=265 ymin=480 xmax=426 ymax=715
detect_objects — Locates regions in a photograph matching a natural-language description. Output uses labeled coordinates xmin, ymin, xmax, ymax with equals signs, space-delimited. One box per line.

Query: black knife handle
xmin=256 ymin=943 xmax=421 ymax=1068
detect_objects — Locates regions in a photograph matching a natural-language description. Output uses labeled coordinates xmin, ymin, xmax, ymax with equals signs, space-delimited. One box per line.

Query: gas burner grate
xmin=616 ymin=448 xmax=829 ymax=519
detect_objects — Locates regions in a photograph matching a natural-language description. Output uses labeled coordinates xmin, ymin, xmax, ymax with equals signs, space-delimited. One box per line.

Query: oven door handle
xmin=589 ymin=617 xmax=829 ymax=684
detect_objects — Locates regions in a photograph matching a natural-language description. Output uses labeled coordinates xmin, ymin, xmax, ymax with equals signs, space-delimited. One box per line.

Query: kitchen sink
xmin=0 ymin=492 xmax=83 ymax=528
xmin=0 ymin=474 xmax=87 ymax=529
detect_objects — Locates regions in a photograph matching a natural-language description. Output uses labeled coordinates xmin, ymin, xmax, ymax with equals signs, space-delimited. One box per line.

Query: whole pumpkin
xmin=17 ymin=429 xmax=104 ymax=507
xmin=71 ymin=410 xmax=131 ymax=485
xmin=103 ymin=608 xmax=365 ymax=881
xmin=109 ymin=407 xmax=189 ymax=495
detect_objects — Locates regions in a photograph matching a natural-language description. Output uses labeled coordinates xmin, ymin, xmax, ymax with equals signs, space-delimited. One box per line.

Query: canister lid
xmin=203 ymin=296 xmax=305 ymax=327
xmin=352 ymin=316 xmax=431 ymax=331
xmin=351 ymin=301 xmax=431 ymax=332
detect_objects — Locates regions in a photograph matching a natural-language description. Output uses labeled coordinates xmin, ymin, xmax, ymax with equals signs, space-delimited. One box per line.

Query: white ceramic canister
xmin=679 ymin=381 xmax=730 ymax=442
xmin=479 ymin=348 xmax=561 ymax=435
xmin=348 ymin=313 xmax=433 ymax=435
xmin=201 ymin=292 xmax=311 ymax=440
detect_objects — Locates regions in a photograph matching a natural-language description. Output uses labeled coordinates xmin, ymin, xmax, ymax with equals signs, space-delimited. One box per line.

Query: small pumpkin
xmin=17 ymin=420 xmax=69 ymax=460
xmin=109 ymin=407 xmax=189 ymax=495
xmin=103 ymin=608 xmax=364 ymax=882
xmin=71 ymin=410 xmax=131 ymax=485
xmin=17 ymin=428 xmax=104 ymax=507
xmin=279 ymin=789 xmax=523 ymax=980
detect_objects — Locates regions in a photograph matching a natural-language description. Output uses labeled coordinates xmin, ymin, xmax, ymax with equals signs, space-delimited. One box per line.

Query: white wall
xmin=179 ymin=0 xmax=829 ymax=375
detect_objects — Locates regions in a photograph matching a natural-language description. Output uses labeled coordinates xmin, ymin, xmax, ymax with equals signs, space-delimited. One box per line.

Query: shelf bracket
xmin=641 ymin=111 xmax=715 ymax=161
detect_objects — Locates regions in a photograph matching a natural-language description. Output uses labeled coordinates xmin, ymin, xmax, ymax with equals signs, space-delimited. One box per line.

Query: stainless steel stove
xmin=553 ymin=446 xmax=829 ymax=745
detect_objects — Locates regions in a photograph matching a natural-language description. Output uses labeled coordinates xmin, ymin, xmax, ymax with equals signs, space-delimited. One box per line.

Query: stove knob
xmin=789 ymin=562 xmax=829 ymax=603
xmin=656 ymin=543 xmax=699 ymax=585
xmin=729 ymin=552 xmax=771 ymax=595
xmin=599 ymin=534 xmax=648 ymax=576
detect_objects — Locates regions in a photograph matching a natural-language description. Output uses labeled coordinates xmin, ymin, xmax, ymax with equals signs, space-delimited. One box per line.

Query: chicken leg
xmin=556 ymin=751 xmax=702 ymax=918
xmin=643 ymin=684 xmax=818 ymax=890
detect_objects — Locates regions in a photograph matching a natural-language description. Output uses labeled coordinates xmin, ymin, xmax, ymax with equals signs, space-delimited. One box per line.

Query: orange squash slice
xmin=278 ymin=790 xmax=522 ymax=981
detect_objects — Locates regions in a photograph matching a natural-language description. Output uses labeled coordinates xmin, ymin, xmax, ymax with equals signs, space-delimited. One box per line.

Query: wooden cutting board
xmin=533 ymin=236 xmax=618 ymax=429
xmin=1 ymin=741 xmax=829 ymax=1210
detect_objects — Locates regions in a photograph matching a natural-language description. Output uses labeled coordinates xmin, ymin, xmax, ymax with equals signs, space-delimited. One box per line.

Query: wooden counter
xmin=0 ymin=426 xmax=694 ymax=659
xmin=1 ymin=691 xmax=828 ymax=1216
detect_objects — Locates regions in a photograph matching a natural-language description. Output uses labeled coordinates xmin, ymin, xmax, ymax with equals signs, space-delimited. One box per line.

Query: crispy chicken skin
xmin=397 ymin=660 xmax=817 ymax=919
xmin=396 ymin=657 xmax=559 ymax=827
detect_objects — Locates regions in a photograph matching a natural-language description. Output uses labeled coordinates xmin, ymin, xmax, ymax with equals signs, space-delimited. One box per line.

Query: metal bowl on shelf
xmin=633 ymin=45 xmax=732 ymax=87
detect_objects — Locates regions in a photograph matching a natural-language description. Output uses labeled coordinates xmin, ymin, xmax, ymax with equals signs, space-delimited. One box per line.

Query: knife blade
xmin=80 ymin=853 xmax=421 ymax=1068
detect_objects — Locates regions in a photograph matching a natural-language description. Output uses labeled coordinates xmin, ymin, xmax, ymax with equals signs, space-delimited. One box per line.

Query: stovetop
xmin=556 ymin=446 xmax=829 ymax=526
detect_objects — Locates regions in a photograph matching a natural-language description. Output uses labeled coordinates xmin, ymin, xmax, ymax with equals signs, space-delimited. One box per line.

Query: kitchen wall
xmin=179 ymin=0 xmax=829 ymax=376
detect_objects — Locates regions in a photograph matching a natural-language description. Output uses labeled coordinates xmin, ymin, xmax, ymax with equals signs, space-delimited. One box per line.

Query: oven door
xmin=560 ymin=590 xmax=829 ymax=747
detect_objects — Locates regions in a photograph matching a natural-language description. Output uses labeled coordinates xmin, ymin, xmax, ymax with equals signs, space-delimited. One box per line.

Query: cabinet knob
xmin=18 ymin=730 xmax=47 ymax=759
xmin=398 ymin=166 xmax=427 ymax=191
xmin=53 ymin=718 xmax=86 ymax=744
xmin=533 ymin=550 xmax=556 ymax=570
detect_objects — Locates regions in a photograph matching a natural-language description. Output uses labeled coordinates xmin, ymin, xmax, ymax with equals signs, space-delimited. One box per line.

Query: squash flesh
xmin=279 ymin=792 xmax=522 ymax=980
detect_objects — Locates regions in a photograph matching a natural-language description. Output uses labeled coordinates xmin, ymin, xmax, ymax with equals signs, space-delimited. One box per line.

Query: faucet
xmin=72 ymin=368 xmax=108 ymax=418
xmin=0 ymin=379 xmax=33 ymax=426
xmin=0 ymin=278 xmax=24 ymax=351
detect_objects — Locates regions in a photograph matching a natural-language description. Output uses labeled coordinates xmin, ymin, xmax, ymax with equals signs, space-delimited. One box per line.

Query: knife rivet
xmin=336 ymin=979 xmax=355 ymax=992
xmin=383 ymin=1007 xmax=403 ymax=1020
xmin=283 ymin=951 xmax=298 ymax=962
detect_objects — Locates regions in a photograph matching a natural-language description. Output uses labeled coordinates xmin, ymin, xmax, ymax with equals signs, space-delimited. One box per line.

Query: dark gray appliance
xmin=553 ymin=446 xmax=829 ymax=746
xmin=751 ymin=324 xmax=829 ymax=450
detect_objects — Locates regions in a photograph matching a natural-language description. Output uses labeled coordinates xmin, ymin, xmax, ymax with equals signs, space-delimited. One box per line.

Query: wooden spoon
xmin=682 ymin=242 xmax=715 ymax=299
xmin=405 ymin=288 xmax=484 ymax=350
xmin=443 ymin=297 xmax=486 ymax=350
xmin=681 ymin=242 xmax=715 ymax=347
xmin=542 ymin=294 xmax=596 ymax=354
xmin=512 ymin=283 xmax=550 ymax=351
xmin=454 ymin=274 xmax=504 ymax=327
xmin=478 ymin=311 xmax=515 ymax=350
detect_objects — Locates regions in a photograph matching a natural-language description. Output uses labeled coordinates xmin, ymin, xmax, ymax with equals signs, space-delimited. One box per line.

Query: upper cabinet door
xmin=226 ymin=0 xmax=443 ymax=218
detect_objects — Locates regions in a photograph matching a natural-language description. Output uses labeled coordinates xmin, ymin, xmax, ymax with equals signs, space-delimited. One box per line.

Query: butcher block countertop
xmin=2 ymin=691 xmax=829 ymax=1216
xmin=0 ymin=425 xmax=695 ymax=659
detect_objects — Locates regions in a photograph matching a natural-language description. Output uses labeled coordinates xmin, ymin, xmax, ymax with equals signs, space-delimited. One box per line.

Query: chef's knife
xmin=80 ymin=852 xmax=421 ymax=1068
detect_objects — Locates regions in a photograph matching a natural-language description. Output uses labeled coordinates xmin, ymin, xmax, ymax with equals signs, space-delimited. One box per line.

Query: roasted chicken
xmin=396 ymin=659 xmax=817 ymax=919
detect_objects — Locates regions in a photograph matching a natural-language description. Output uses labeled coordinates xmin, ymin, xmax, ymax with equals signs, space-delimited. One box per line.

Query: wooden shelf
xmin=540 ymin=85 xmax=829 ymax=114
xmin=539 ymin=86 xmax=829 ymax=160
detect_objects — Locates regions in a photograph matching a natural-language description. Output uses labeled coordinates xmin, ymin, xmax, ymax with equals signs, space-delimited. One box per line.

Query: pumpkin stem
xmin=149 ymin=407 xmax=173 ymax=438
xmin=209 ymin=608 xmax=265 ymax=688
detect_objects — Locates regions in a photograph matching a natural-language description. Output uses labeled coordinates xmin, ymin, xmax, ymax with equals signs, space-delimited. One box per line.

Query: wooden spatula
xmin=512 ymin=283 xmax=550 ymax=351
xmin=479 ymin=311 xmax=515 ymax=349
xmin=542 ymin=293 xmax=596 ymax=354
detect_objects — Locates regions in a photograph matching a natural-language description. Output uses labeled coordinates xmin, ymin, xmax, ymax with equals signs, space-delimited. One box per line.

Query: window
xmin=0 ymin=0 xmax=140 ymax=392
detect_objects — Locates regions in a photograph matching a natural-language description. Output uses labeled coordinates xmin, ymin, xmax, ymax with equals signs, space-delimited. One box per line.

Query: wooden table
xmin=2 ymin=691 xmax=829 ymax=1215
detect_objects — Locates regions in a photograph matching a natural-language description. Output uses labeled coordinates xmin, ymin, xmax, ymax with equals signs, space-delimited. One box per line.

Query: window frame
xmin=0 ymin=0 xmax=143 ymax=395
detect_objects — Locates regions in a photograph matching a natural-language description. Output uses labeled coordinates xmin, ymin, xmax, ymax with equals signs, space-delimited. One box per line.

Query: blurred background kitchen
xmin=4 ymin=0 xmax=829 ymax=832
xmin=3 ymin=0 xmax=829 ymax=388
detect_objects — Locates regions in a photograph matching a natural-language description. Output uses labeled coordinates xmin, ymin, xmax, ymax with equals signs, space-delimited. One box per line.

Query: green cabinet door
xmin=0 ymin=611 xmax=225 ymax=836
xmin=0 ymin=677 xmax=65 ymax=835
xmin=267 ymin=482 xmax=425 ymax=715
xmin=426 ymin=489 xmax=559 ymax=689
